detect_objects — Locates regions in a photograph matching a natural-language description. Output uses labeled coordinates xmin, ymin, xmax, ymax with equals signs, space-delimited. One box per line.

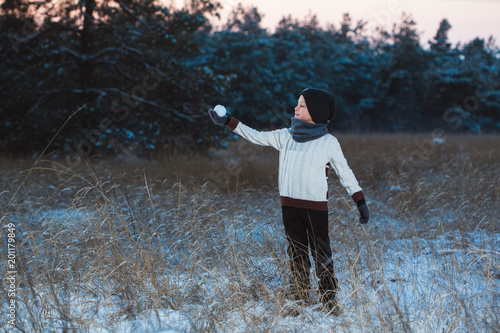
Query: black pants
xmin=281 ymin=206 xmax=338 ymax=301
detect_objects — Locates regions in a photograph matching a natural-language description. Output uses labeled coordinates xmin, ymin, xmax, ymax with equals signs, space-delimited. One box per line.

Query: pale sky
xmin=213 ymin=0 xmax=500 ymax=47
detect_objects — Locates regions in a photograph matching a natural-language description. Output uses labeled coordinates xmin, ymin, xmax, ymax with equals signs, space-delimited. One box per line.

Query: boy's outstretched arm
xmin=208 ymin=107 xmax=287 ymax=150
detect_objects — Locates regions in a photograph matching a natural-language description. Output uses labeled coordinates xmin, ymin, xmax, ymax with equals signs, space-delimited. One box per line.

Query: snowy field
xmin=1 ymin=134 xmax=499 ymax=332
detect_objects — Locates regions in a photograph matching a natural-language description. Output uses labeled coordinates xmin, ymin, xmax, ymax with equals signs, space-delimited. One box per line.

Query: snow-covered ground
xmin=4 ymin=203 xmax=499 ymax=332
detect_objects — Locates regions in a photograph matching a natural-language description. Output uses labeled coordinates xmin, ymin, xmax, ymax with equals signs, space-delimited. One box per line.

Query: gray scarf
xmin=289 ymin=117 xmax=328 ymax=142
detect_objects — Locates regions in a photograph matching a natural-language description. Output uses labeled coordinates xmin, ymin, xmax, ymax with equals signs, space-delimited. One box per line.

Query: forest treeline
xmin=1 ymin=0 xmax=499 ymax=155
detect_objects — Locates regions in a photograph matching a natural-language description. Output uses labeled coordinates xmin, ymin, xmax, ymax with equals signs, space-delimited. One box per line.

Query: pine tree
xmin=429 ymin=19 xmax=452 ymax=53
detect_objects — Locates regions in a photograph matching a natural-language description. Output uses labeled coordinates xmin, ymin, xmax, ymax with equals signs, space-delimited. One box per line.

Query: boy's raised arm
xmin=208 ymin=107 xmax=287 ymax=150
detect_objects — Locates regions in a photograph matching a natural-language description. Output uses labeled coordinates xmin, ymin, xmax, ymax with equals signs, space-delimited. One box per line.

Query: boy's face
xmin=294 ymin=95 xmax=314 ymax=123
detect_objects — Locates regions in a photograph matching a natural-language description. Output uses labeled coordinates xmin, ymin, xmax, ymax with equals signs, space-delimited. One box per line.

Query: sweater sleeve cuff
xmin=351 ymin=191 xmax=365 ymax=204
xmin=226 ymin=117 xmax=239 ymax=131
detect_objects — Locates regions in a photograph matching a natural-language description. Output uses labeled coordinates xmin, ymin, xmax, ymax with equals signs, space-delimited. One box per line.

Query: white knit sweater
xmin=227 ymin=118 xmax=362 ymax=210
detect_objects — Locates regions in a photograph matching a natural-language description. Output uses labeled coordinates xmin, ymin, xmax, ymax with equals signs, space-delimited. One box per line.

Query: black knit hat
xmin=299 ymin=88 xmax=336 ymax=124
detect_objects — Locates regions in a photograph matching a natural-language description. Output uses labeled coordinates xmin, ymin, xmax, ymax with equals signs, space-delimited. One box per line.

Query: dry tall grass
xmin=1 ymin=134 xmax=499 ymax=332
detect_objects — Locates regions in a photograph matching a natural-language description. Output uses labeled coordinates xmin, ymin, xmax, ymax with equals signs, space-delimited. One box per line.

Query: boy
xmin=208 ymin=88 xmax=369 ymax=315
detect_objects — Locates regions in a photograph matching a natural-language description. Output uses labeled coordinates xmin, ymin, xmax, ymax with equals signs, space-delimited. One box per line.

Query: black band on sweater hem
xmin=280 ymin=196 xmax=328 ymax=211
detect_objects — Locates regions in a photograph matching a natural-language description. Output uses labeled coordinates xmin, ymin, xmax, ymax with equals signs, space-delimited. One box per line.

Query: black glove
xmin=208 ymin=109 xmax=229 ymax=126
xmin=357 ymin=199 xmax=370 ymax=224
